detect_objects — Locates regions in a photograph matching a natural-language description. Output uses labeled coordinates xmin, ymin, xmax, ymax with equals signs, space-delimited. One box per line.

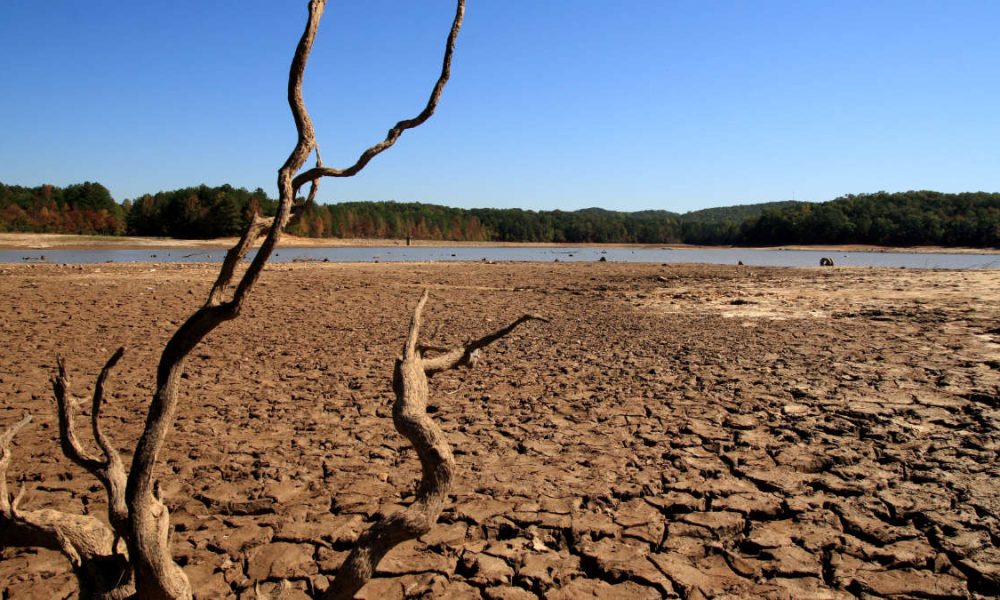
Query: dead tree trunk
xmin=327 ymin=291 xmax=546 ymax=599
xmin=126 ymin=2 xmax=463 ymax=592
xmin=1 ymin=415 xmax=133 ymax=599
xmin=2 ymin=2 xmax=467 ymax=599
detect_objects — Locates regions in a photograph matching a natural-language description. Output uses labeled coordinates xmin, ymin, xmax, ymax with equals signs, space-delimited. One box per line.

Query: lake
xmin=2 ymin=246 xmax=999 ymax=269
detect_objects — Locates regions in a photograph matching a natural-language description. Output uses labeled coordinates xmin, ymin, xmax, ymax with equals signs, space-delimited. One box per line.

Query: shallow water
xmin=2 ymin=246 xmax=998 ymax=269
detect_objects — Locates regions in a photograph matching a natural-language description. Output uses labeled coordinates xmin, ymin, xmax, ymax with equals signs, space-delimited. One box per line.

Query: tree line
xmin=2 ymin=181 xmax=998 ymax=248
xmin=290 ymin=204 xmax=684 ymax=244
xmin=738 ymin=191 xmax=1000 ymax=247
xmin=126 ymin=184 xmax=277 ymax=238
xmin=285 ymin=200 xmax=490 ymax=241
xmin=0 ymin=182 xmax=126 ymax=235
xmin=0 ymin=182 xmax=276 ymax=238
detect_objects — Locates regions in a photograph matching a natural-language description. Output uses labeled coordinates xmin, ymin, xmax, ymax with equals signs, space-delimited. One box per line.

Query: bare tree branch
xmin=326 ymin=291 xmax=545 ymax=599
xmin=404 ymin=290 xmax=431 ymax=360
xmin=291 ymin=0 xmax=466 ymax=189
xmin=122 ymin=0 xmax=462 ymax=595
xmin=11 ymin=1 xmax=467 ymax=597
xmin=0 ymin=413 xmax=32 ymax=515
xmin=1 ymin=415 xmax=133 ymax=599
xmin=304 ymin=147 xmax=323 ymax=205
xmin=206 ymin=213 xmax=274 ymax=307
xmin=123 ymin=8 xmax=331 ymax=594
xmin=422 ymin=313 xmax=549 ymax=375
xmin=91 ymin=348 xmax=124 ymax=462
xmin=53 ymin=357 xmax=103 ymax=471
xmin=52 ymin=350 xmax=130 ymax=540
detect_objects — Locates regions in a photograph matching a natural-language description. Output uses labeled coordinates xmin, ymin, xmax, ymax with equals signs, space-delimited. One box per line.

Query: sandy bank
xmin=1 ymin=232 xmax=996 ymax=254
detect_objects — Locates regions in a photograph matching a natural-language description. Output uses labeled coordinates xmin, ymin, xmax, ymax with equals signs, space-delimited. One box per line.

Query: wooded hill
xmin=0 ymin=182 xmax=127 ymax=236
xmin=2 ymin=182 xmax=998 ymax=248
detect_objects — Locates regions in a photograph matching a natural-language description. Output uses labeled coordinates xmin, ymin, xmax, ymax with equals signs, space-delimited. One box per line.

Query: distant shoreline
xmin=0 ymin=233 xmax=997 ymax=255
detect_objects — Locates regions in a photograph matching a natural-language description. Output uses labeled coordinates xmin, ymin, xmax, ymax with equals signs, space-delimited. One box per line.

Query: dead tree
xmin=0 ymin=1 xmax=544 ymax=599
xmin=2 ymin=362 xmax=134 ymax=599
xmin=328 ymin=292 xmax=546 ymax=599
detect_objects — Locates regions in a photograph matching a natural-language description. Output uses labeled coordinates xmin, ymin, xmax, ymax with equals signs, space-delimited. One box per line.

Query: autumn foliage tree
xmin=0 ymin=181 xmax=126 ymax=235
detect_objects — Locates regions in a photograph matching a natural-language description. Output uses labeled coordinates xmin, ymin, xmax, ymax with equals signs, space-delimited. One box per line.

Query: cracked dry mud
xmin=1 ymin=262 xmax=998 ymax=599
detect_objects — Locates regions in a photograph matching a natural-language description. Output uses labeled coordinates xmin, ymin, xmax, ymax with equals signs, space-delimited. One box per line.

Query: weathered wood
xmin=1 ymin=415 xmax=133 ymax=600
xmin=6 ymin=2 xmax=468 ymax=598
xmin=326 ymin=291 xmax=545 ymax=599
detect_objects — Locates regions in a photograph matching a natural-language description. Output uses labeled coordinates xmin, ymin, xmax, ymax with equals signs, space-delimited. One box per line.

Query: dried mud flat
xmin=1 ymin=262 xmax=998 ymax=599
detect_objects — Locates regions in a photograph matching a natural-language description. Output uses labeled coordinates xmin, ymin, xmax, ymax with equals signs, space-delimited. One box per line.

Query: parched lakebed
xmin=1 ymin=262 xmax=998 ymax=598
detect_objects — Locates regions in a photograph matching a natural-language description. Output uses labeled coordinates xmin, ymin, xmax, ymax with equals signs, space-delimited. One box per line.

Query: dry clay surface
xmin=1 ymin=262 xmax=998 ymax=599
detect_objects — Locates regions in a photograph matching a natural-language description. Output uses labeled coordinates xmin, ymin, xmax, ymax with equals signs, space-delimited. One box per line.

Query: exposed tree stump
xmin=326 ymin=291 xmax=546 ymax=599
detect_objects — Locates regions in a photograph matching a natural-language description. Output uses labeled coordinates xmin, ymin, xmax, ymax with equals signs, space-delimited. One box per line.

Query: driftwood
xmin=328 ymin=292 xmax=546 ymax=599
xmin=1 ymin=414 xmax=133 ymax=599
xmin=2 ymin=1 xmax=470 ymax=599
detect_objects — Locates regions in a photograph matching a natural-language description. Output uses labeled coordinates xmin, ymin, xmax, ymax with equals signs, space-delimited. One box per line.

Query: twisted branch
xmin=206 ymin=213 xmax=274 ymax=307
xmin=123 ymin=2 xmax=466 ymax=598
xmin=5 ymin=1 xmax=466 ymax=597
xmin=291 ymin=0 xmax=466 ymax=189
xmin=422 ymin=313 xmax=550 ymax=375
xmin=1 ymin=415 xmax=133 ymax=599
xmin=0 ymin=413 xmax=32 ymax=515
xmin=122 ymin=3 xmax=333 ymax=593
xmin=52 ymin=349 xmax=129 ymax=540
xmin=326 ymin=291 xmax=545 ymax=599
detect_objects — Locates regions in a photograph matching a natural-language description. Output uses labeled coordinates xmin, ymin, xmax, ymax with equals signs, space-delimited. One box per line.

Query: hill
xmin=681 ymin=201 xmax=805 ymax=224
xmin=2 ymin=182 xmax=998 ymax=247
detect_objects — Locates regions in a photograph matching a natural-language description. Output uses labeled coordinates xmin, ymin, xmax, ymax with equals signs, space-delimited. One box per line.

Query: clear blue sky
xmin=2 ymin=1 xmax=998 ymax=213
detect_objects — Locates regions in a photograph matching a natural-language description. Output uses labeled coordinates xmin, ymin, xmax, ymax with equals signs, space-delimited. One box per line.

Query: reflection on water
xmin=1 ymin=247 xmax=998 ymax=269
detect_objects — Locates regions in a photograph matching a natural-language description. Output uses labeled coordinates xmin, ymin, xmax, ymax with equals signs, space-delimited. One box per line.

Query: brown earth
xmin=1 ymin=261 xmax=998 ymax=599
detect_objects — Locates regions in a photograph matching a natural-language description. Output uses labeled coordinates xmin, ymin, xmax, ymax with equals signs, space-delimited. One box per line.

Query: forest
xmin=0 ymin=181 xmax=126 ymax=235
xmin=1 ymin=182 xmax=998 ymax=248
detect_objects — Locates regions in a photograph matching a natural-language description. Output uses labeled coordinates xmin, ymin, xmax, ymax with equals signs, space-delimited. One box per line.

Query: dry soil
xmin=1 ymin=261 xmax=998 ymax=599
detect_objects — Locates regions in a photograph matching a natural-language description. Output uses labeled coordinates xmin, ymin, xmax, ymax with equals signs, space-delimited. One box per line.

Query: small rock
xmin=782 ymin=403 xmax=810 ymax=416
